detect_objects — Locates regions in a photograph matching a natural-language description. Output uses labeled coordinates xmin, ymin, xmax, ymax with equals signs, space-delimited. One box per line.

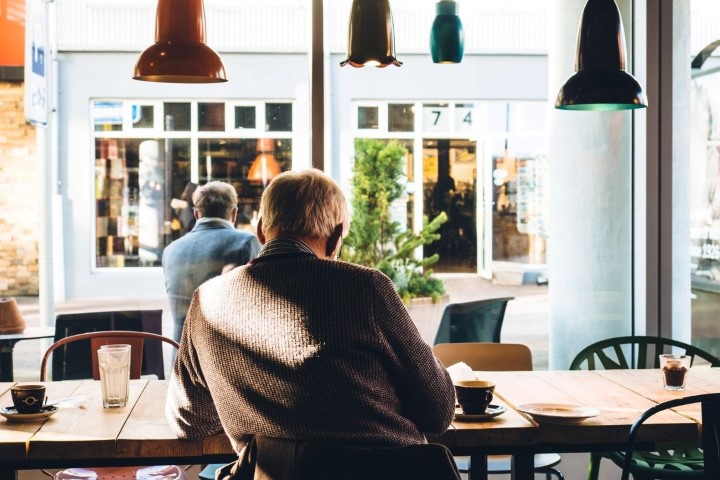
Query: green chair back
xmin=569 ymin=335 xmax=720 ymax=371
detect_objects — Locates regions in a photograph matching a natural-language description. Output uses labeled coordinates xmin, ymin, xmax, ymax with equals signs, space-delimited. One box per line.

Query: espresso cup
xmin=11 ymin=384 xmax=46 ymax=414
xmin=454 ymin=380 xmax=495 ymax=415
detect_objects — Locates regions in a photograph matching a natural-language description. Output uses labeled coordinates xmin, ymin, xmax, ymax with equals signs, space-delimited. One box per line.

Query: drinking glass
xmin=98 ymin=344 xmax=131 ymax=408
xmin=659 ymin=354 xmax=691 ymax=391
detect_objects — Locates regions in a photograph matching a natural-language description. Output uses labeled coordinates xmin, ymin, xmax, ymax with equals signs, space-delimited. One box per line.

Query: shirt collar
xmin=195 ymin=217 xmax=235 ymax=229
xmin=256 ymin=237 xmax=317 ymax=258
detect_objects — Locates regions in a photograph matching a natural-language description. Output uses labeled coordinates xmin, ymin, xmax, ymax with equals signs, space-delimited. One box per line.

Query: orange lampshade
xmin=133 ymin=0 xmax=227 ymax=83
xmin=0 ymin=297 xmax=26 ymax=334
xmin=248 ymin=153 xmax=282 ymax=185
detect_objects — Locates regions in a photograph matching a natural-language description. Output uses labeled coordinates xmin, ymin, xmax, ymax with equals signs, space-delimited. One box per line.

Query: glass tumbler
xmin=98 ymin=344 xmax=131 ymax=408
xmin=659 ymin=354 xmax=691 ymax=391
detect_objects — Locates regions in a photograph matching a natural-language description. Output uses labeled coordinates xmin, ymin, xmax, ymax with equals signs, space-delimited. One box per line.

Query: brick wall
xmin=0 ymin=81 xmax=39 ymax=296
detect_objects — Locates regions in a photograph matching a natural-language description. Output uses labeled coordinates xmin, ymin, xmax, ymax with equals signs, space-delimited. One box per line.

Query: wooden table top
xmin=0 ymin=368 xmax=718 ymax=469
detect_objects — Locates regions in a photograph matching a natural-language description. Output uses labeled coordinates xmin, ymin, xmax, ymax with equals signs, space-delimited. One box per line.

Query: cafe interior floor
xmin=10 ymin=276 xmax=622 ymax=480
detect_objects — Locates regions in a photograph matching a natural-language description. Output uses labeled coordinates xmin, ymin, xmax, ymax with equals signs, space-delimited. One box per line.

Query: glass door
xmin=422 ymin=138 xmax=479 ymax=273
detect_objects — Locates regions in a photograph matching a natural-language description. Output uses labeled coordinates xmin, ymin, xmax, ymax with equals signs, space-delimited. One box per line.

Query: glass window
xmin=389 ymin=103 xmax=414 ymax=132
xmin=198 ymin=102 xmax=225 ymax=131
xmin=132 ymin=105 xmax=154 ymax=129
xmin=266 ymin=103 xmax=292 ymax=131
xmin=93 ymin=102 xmax=123 ymax=132
xmin=164 ymin=103 xmax=191 ymax=131
xmin=235 ymin=106 xmax=256 ymax=129
xmin=358 ymin=106 xmax=379 ymax=129
xmin=92 ymin=100 xmax=295 ymax=268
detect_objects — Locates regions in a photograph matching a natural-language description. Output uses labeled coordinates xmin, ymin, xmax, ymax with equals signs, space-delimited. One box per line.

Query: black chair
xmin=52 ymin=310 xmax=165 ymax=380
xmin=620 ymin=393 xmax=720 ymax=480
xmin=433 ymin=297 xmax=514 ymax=345
xmin=218 ymin=435 xmax=462 ymax=480
xmin=570 ymin=336 xmax=720 ymax=480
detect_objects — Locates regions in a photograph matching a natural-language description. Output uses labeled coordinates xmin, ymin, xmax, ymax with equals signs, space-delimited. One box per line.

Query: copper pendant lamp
xmin=248 ymin=138 xmax=282 ymax=187
xmin=133 ymin=0 xmax=227 ymax=83
xmin=340 ymin=0 xmax=402 ymax=68
xmin=555 ymin=0 xmax=646 ymax=111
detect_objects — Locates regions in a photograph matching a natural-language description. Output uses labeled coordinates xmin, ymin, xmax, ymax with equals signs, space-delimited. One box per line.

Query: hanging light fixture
xmin=430 ymin=0 xmax=464 ymax=64
xmin=248 ymin=138 xmax=282 ymax=188
xmin=340 ymin=0 xmax=402 ymax=68
xmin=555 ymin=0 xmax=646 ymax=111
xmin=133 ymin=0 xmax=227 ymax=83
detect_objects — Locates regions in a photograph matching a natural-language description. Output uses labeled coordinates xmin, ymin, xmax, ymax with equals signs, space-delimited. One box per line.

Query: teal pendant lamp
xmin=430 ymin=0 xmax=464 ymax=64
xmin=340 ymin=0 xmax=402 ymax=67
xmin=555 ymin=0 xmax=646 ymax=111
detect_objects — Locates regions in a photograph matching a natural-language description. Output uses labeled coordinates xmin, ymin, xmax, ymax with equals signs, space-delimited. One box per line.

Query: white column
xmin=547 ymin=0 xmax=636 ymax=369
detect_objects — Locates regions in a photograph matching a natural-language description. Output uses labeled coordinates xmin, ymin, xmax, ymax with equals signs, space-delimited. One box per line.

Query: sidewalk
xmin=10 ymin=276 xmax=549 ymax=381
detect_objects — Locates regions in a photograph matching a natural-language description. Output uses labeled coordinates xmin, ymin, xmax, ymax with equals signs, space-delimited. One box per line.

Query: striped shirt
xmin=256 ymin=237 xmax=316 ymax=258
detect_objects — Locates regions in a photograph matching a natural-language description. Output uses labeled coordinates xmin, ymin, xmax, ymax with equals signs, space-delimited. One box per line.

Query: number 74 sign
xmin=422 ymin=104 xmax=475 ymax=133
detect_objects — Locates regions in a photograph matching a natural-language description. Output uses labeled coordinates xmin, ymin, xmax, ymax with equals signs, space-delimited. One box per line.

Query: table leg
xmin=0 ymin=340 xmax=15 ymax=382
xmin=467 ymin=454 xmax=488 ymax=480
xmin=511 ymin=451 xmax=534 ymax=480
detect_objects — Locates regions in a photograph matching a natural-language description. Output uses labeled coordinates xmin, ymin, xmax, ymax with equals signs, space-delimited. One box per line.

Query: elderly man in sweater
xmin=166 ymin=169 xmax=455 ymax=459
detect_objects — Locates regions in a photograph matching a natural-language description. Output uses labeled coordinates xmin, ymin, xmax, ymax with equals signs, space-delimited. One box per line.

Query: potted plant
xmin=341 ymin=139 xmax=448 ymax=341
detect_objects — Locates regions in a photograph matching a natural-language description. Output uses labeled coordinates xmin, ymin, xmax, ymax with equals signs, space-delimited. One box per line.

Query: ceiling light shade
xmin=430 ymin=0 xmax=464 ymax=64
xmin=340 ymin=0 xmax=402 ymax=68
xmin=248 ymin=139 xmax=282 ymax=186
xmin=555 ymin=0 xmax=647 ymax=111
xmin=133 ymin=0 xmax=227 ymax=83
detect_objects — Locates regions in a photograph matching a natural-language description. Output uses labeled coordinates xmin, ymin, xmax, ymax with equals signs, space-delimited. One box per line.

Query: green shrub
xmin=341 ymin=139 xmax=447 ymax=303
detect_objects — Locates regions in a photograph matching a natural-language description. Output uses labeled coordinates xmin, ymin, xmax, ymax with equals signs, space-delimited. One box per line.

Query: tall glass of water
xmin=98 ymin=344 xmax=131 ymax=408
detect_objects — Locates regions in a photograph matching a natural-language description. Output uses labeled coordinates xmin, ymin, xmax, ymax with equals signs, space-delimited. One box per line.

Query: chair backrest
xmin=433 ymin=297 xmax=514 ymax=345
xmin=40 ymin=330 xmax=179 ymax=381
xmin=53 ymin=310 xmax=164 ymax=380
xmin=569 ymin=335 xmax=720 ymax=371
xmin=433 ymin=342 xmax=533 ymax=371
xmin=620 ymin=393 xmax=720 ymax=480
xmin=231 ymin=435 xmax=462 ymax=480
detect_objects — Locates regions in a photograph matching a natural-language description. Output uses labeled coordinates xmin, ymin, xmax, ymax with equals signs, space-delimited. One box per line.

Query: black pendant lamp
xmin=430 ymin=0 xmax=464 ymax=64
xmin=133 ymin=0 xmax=227 ymax=83
xmin=555 ymin=0 xmax=646 ymax=111
xmin=340 ymin=0 xmax=402 ymax=68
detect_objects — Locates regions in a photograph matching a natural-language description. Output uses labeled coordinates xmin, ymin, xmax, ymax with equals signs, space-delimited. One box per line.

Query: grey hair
xmin=193 ymin=181 xmax=237 ymax=219
xmin=259 ymin=169 xmax=349 ymax=239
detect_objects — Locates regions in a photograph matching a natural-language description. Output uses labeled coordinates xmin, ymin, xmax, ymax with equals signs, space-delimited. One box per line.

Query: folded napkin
xmin=445 ymin=362 xmax=475 ymax=383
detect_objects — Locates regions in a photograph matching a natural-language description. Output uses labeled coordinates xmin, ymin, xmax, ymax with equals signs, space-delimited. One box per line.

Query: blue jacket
xmin=162 ymin=218 xmax=261 ymax=342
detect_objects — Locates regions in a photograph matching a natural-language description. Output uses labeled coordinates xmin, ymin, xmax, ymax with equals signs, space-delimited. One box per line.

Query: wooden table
xmin=0 ymin=369 xmax=718 ymax=480
xmin=0 ymin=328 xmax=55 ymax=382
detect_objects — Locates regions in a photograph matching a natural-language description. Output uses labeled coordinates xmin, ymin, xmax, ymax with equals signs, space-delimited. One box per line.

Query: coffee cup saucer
xmin=0 ymin=405 xmax=58 ymax=423
xmin=454 ymin=404 xmax=506 ymax=422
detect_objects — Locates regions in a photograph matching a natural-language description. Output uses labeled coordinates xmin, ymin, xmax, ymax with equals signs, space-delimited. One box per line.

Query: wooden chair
xmin=40 ymin=330 xmax=179 ymax=381
xmin=52 ymin=310 xmax=165 ymax=380
xmin=620 ymin=393 xmax=720 ymax=480
xmin=39 ymin=330 xmax=186 ymax=480
xmin=570 ymin=336 xmax=720 ymax=480
xmin=433 ymin=342 xmax=564 ymax=480
xmin=433 ymin=297 xmax=514 ymax=345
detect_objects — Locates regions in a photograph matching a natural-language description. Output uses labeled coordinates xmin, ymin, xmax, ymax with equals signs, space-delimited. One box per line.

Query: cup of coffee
xmin=659 ymin=354 xmax=691 ymax=391
xmin=11 ymin=384 xmax=46 ymax=414
xmin=454 ymin=380 xmax=495 ymax=414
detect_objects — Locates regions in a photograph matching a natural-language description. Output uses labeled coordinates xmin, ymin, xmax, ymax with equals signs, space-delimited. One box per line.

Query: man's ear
xmin=230 ymin=207 xmax=238 ymax=224
xmin=325 ymin=224 xmax=344 ymax=259
xmin=257 ymin=218 xmax=266 ymax=244
xmin=193 ymin=209 xmax=200 ymax=221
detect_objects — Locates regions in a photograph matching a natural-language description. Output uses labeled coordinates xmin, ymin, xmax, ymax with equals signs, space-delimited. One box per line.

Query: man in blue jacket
xmin=162 ymin=181 xmax=261 ymax=343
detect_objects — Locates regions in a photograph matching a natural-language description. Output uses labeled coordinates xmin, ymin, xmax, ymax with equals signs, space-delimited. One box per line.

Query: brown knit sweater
xmin=165 ymin=252 xmax=455 ymax=454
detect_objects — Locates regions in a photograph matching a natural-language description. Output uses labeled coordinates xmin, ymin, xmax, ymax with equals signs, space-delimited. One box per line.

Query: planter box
xmin=405 ymin=295 xmax=450 ymax=345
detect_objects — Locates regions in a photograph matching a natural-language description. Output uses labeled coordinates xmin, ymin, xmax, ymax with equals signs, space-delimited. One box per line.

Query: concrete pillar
xmin=547 ymin=0 xmax=636 ymax=369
